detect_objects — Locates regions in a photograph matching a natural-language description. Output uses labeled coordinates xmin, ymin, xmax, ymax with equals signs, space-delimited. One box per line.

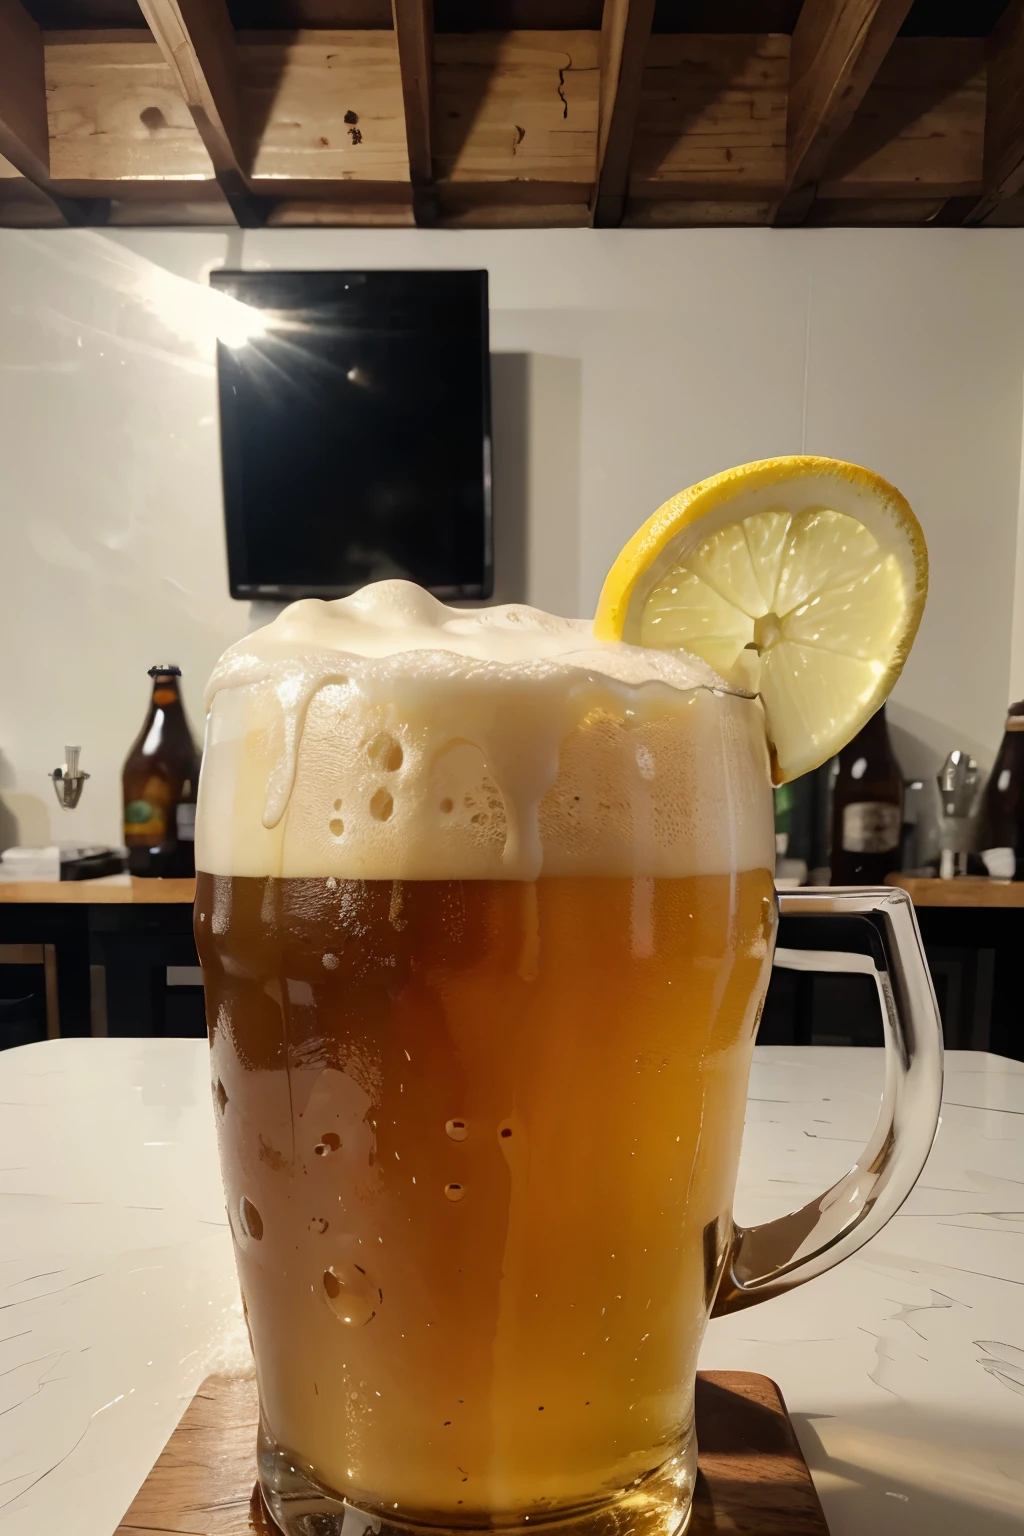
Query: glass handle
xmin=713 ymin=886 xmax=944 ymax=1316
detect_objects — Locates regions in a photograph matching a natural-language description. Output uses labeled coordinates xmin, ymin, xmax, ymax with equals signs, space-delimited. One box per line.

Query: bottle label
xmin=176 ymin=803 xmax=196 ymax=841
xmin=981 ymin=847 xmax=1016 ymax=879
xmin=1006 ymin=717 xmax=1024 ymax=732
xmin=841 ymin=802 xmax=901 ymax=854
xmin=124 ymin=775 xmax=173 ymax=844
xmin=124 ymin=798 xmax=167 ymax=842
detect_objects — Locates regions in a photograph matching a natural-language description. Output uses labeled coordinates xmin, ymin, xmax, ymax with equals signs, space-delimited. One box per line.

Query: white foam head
xmin=197 ymin=580 xmax=774 ymax=880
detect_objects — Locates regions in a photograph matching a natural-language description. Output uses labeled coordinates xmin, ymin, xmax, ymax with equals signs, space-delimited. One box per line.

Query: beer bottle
xmin=777 ymin=761 xmax=834 ymax=885
xmin=978 ymin=699 xmax=1024 ymax=880
xmin=122 ymin=666 xmax=201 ymax=878
xmin=774 ymin=775 xmax=809 ymax=884
xmin=829 ymin=703 xmax=903 ymax=885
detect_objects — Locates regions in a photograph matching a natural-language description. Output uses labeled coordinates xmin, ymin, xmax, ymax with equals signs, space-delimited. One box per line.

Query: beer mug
xmin=195 ymin=583 xmax=942 ymax=1536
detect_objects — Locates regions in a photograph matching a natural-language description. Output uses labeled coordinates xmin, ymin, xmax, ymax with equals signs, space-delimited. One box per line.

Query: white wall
xmin=2 ymin=225 xmax=1023 ymax=851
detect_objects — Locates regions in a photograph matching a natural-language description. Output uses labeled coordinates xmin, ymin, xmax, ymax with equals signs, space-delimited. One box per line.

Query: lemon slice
xmin=594 ymin=456 xmax=927 ymax=783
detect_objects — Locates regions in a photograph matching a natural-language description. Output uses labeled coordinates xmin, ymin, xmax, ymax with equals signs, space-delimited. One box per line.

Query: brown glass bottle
xmin=978 ymin=700 xmax=1024 ymax=880
xmin=123 ymin=666 xmax=201 ymax=878
xmin=829 ymin=703 xmax=904 ymax=885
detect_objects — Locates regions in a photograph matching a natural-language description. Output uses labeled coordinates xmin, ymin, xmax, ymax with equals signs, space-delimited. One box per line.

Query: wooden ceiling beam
xmin=0 ymin=0 xmax=103 ymax=224
xmin=960 ymin=0 xmax=1024 ymax=225
xmin=816 ymin=38 xmax=984 ymax=201
xmin=593 ymin=0 xmax=656 ymax=228
xmin=134 ymin=0 xmax=264 ymax=226
xmin=982 ymin=0 xmax=1024 ymax=197
xmin=242 ymin=30 xmax=409 ymax=187
xmin=625 ymin=33 xmax=980 ymax=210
xmin=628 ymin=34 xmax=788 ymax=204
xmin=434 ymin=33 xmax=598 ymax=194
xmin=775 ymin=0 xmax=914 ymax=226
xmin=391 ymin=0 xmax=436 ymax=224
xmin=0 ymin=14 xmax=1013 ymax=231
xmin=0 ymin=0 xmax=48 ymax=188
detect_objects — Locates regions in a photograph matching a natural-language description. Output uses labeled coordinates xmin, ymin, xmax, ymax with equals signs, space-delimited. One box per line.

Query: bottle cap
xmin=148 ymin=665 xmax=182 ymax=677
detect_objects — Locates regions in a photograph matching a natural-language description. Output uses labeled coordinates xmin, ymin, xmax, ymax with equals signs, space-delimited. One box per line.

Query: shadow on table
xmin=793 ymin=1403 xmax=1024 ymax=1534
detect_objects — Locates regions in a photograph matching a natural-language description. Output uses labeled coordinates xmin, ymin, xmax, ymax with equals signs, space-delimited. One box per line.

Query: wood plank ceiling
xmin=1 ymin=0 xmax=1022 ymax=228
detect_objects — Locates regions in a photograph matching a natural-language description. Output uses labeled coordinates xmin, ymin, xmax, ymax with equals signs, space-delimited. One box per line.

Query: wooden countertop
xmin=0 ymin=877 xmax=195 ymax=904
xmin=885 ymin=875 xmax=1024 ymax=908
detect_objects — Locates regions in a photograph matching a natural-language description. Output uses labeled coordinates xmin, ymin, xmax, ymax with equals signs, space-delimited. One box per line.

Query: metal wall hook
xmin=51 ymin=746 xmax=90 ymax=811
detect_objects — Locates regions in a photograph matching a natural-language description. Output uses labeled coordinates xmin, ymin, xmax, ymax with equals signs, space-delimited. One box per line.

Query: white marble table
xmin=1 ymin=1040 xmax=1022 ymax=1536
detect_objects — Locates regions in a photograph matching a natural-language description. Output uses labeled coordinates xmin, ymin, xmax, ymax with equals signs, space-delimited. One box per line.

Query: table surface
xmin=885 ymin=875 xmax=1024 ymax=908
xmin=2 ymin=1042 xmax=1022 ymax=1536
xmin=0 ymin=876 xmax=196 ymax=904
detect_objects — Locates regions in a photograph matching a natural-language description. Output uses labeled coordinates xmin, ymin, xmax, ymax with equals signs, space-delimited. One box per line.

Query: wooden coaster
xmin=115 ymin=1371 xmax=828 ymax=1535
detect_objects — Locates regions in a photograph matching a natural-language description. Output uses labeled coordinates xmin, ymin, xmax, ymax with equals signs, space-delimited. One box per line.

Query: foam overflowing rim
xmin=206 ymin=645 xmax=757 ymax=709
xmin=197 ymin=583 xmax=775 ymax=882
xmin=206 ymin=581 xmax=756 ymax=704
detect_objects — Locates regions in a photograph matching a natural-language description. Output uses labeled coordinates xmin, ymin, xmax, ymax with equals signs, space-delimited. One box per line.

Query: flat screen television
xmin=211 ymin=269 xmax=492 ymax=600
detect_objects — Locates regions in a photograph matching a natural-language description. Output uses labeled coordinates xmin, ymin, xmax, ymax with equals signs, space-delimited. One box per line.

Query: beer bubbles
xmin=238 ymin=1196 xmax=263 ymax=1241
xmin=323 ymin=1262 xmax=380 ymax=1327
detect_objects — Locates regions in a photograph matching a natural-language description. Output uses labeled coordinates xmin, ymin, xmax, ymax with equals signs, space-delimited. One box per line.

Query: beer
xmin=197 ymin=869 xmax=772 ymax=1516
xmin=195 ymin=581 xmax=777 ymax=1535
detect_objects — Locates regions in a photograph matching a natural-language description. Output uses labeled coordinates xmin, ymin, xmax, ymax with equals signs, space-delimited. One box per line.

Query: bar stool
xmin=0 ymin=943 xmax=60 ymax=1041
